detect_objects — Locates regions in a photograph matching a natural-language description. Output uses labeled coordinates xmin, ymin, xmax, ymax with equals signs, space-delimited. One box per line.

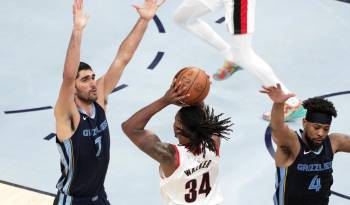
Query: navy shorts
xmin=53 ymin=190 xmax=111 ymax=205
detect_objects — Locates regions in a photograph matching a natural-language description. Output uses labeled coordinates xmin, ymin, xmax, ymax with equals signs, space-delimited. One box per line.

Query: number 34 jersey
xmin=160 ymin=144 xmax=223 ymax=205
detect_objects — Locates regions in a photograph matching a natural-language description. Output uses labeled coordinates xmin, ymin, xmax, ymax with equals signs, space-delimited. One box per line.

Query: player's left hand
xmin=162 ymin=79 xmax=190 ymax=107
xmin=260 ymin=83 xmax=295 ymax=103
xmin=133 ymin=0 xmax=165 ymax=21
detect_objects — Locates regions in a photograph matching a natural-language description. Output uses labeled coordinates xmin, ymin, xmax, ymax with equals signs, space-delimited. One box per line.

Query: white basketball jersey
xmin=160 ymin=144 xmax=223 ymax=205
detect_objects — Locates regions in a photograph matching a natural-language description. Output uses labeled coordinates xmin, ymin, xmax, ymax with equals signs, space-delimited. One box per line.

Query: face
xmin=75 ymin=69 xmax=97 ymax=103
xmin=173 ymin=113 xmax=183 ymax=138
xmin=303 ymin=119 xmax=331 ymax=150
xmin=173 ymin=112 xmax=190 ymax=144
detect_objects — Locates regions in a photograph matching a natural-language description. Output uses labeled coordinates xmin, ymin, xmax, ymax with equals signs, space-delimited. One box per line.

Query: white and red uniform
xmin=160 ymin=145 xmax=223 ymax=205
xmin=224 ymin=0 xmax=256 ymax=35
xmin=174 ymin=0 xmax=295 ymax=97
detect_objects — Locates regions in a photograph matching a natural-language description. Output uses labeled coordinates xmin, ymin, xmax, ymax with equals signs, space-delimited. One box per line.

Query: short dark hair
xmin=76 ymin=62 xmax=92 ymax=79
xmin=178 ymin=105 xmax=232 ymax=156
xmin=303 ymin=97 xmax=337 ymax=118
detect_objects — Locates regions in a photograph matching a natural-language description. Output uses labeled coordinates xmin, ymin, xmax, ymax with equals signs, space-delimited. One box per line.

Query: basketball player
xmin=53 ymin=0 xmax=163 ymax=204
xmin=122 ymin=80 xmax=233 ymax=204
xmin=173 ymin=0 xmax=305 ymax=121
xmin=261 ymin=84 xmax=350 ymax=205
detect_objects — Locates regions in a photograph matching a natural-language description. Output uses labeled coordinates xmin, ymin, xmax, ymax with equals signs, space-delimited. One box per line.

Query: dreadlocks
xmin=178 ymin=105 xmax=233 ymax=156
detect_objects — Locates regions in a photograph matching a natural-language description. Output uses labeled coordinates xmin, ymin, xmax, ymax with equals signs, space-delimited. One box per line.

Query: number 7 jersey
xmin=160 ymin=144 xmax=223 ymax=205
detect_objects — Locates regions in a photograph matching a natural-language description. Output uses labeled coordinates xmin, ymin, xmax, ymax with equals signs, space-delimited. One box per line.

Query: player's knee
xmin=173 ymin=14 xmax=186 ymax=27
xmin=173 ymin=10 xmax=190 ymax=27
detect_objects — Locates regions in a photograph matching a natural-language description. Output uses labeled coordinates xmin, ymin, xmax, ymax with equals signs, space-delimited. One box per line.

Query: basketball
xmin=173 ymin=66 xmax=210 ymax=105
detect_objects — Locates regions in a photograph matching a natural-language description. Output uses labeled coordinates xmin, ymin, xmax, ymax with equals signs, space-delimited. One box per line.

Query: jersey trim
xmin=172 ymin=144 xmax=180 ymax=169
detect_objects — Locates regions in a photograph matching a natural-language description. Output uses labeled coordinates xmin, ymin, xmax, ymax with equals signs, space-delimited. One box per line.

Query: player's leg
xmin=215 ymin=0 xmax=305 ymax=120
xmin=174 ymin=0 xmax=233 ymax=61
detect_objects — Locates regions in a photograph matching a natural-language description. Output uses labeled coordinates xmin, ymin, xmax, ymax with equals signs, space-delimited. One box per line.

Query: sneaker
xmin=262 ymin=101 xmax=306 ymax=122
xmin=213 ymin=61 xmax=242 ymax=81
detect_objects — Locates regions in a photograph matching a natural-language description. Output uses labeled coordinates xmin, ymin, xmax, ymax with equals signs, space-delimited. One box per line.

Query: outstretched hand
xmin=72 ymin=0 xmax=89 ymax=31
xmin=260 ymin=83 xmax=295 ymax=103
xmin=162 ymin=79 xmax=190 ymax=106
xmin=133 ymin=0 xmax=165 ymax=21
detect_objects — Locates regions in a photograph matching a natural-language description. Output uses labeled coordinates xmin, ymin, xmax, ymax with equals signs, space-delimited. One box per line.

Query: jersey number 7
xmin=185 ymin=172 xmax=212 ymax=202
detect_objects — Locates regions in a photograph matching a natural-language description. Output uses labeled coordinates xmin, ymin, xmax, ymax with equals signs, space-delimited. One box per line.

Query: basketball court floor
xmin=0 ymin=0 xmax=349 ymax=204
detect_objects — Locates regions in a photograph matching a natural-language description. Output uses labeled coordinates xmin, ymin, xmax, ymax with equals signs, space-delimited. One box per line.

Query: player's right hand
xmin=73 ymin=0 xmax=89 ymax=31
xmin=162 ymin=79 xmax=190 ymax=107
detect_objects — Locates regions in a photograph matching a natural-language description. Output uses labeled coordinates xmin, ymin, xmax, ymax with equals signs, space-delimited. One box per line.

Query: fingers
xmin=177 ymin=99 xmax=189 ymax=107
xmin=77 ymin=0 xmax=82 ymax=10
xmin=73 ymin=0 xmax=83 ymax=14
xmin=132 ymin=4 xmax=141 ymax=10
xmin=170 ymin=78 xmax=176 ymax=88
xmin=287 ymin=93 xmax=296 ymax=98
xmin=73 ymin=4 xmax=76 ymax=15
xmin=276 ymin=83 xmax=281 ymax=90
xmin=259 ymin=89 xmax=269 ymax=94
xmin=177 ymin=94 xmax=190 ymax=102
xmin=73 ymin=0 xmax=84 ymax=12
xmin=261 ymin=83 xmax=282 ymax=91
xmin=157 ymin=0 xmax=166 ymax=7
xmin=260 ymin=84 xmax=281 ymax=93
xmin=261 ymin=85 xmax=273 ymax=93
xmin=173 ymin=79 xmax=182 ymax=92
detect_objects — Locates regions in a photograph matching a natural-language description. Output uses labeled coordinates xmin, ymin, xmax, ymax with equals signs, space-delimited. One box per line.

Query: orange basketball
xmin=174 ymin=66 xmax=210 ymax=105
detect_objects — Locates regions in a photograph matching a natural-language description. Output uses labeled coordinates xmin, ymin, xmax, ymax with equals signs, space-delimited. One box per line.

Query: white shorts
xmin=186 ymin=0 xmax=223 ymax=12
xmin=223 ymin=0 xmax=256 ymax=34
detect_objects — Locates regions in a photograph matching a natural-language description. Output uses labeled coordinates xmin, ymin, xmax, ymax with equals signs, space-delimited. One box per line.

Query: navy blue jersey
xmin=274 ymin=130 xmax=333 ymax=205
xmin=55 ymin=102 xmax=110 ymax=199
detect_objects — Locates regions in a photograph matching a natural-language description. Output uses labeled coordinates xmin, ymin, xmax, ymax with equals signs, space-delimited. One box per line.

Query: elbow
xmin=62 ymin=70 xmax=76 ymax=81
xmin=118 ymin=44 xmax=134 ymax=63
xmin=270 ymin=117 xmax=287 ymax=131
xmin=121 ymin=121 xmax=129 ymax=134
xmin=121 ymin=121 xmax=132 ymax=136
xmin=120 ymin=53 xmax=132 ymax=65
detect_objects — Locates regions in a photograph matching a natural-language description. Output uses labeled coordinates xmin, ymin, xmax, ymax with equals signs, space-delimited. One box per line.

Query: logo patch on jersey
xmin=303 ymin=145 xmax=323 ymax=155
xmin=297 ymin=161 xmax=332 ymax=172
xmin=82 ymin=120 xmax=108 ymax=137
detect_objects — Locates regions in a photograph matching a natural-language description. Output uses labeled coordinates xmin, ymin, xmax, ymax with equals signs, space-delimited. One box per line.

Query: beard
xmin=76 ymin=92 xmax=97 ymax=103
xmin=304 ymin=132 xmax=323 ymax=151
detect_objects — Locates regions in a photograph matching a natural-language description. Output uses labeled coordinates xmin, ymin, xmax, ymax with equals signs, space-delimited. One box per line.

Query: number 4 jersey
xmin=160 ymin=144 xmax=223 ymax=205
xmin=274 ymin=130 xmax=333 ymax=205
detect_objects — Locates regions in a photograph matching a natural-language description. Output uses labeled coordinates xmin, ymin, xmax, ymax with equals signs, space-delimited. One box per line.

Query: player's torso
xmin=160 ymin=145 xmax=222 ymax=205
xmin=56 ymin=102 xmax=110 ymax=197
xmin=275 ymin=130 xmax=333 ymax=205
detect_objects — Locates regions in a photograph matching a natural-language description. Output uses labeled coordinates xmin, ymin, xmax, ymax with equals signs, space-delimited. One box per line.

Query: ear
xmin=302 ymin=118 xmax=307 ymax=128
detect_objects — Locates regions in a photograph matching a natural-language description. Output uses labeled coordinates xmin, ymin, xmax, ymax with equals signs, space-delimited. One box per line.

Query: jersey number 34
xmin=185 ymin=172 xmax=212 ymax=202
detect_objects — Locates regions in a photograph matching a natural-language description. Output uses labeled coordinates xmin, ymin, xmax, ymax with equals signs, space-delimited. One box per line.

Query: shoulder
xmin=329 ymin=132 xmax=350 ymax=153
xmin=94 ymin=101 xmax=107 ymax=113
xmin=156 ymin=143 xmax=179 ymax=165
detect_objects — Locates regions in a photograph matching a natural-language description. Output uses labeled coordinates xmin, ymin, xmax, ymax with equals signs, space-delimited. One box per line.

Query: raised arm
xmin=97 ymin=0 xmax=165 ymax=105
xmin=54 ymin=0 xmax=89 ymax=141
xmin=122 ymin=80 xmax=188 ymax=164
xmin=330 ymin=133 xmax=350 ymax=153
xmin=260 ymin=84 xmax=300 ymax=166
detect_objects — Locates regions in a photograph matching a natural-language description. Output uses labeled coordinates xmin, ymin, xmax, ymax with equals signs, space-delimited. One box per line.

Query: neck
xmin=302 ymin=132 xmax=322 ymax=151
xmin=75 ymin=96 xmax=94 ymax=116
xmin=178 ymin=135 xmax=190 ymax=145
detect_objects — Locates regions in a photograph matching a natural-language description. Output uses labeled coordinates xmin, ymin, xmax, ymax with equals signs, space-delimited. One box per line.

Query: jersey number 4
xmin=308 ymin=175 xmax=321 ymax=192
xmin=184 ymin=172 xmax=212 ymax=202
